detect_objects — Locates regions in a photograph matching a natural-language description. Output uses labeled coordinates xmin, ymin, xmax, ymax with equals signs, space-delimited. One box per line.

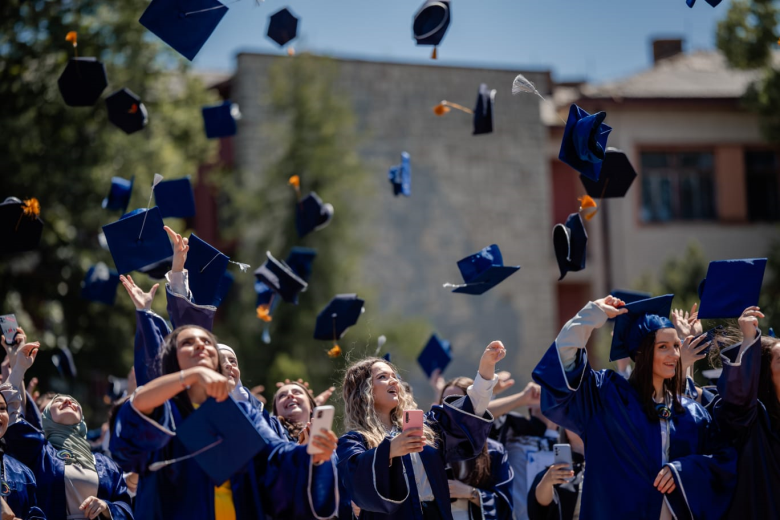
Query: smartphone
xmin=0 ymin=315 xmax=18 ymax=346
xmin=306 ymin=405 xmax=335 ymax=455
xmin=403 ymin=409 xmax=424 ymax=436
xmin=695 ymin=325 xmax=724 ymax=356
xmin=553 ymin=443 xmax=573 ymax=468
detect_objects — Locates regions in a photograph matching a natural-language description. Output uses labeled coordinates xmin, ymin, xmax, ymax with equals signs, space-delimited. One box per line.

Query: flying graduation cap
xmin=81 ymin=263 xmax=120 ymax=305
xmin=154 ymin=177 xmax=196 ymax=219
xmin=106 ymin=88 xmax=148 ymax=135
xmin=183 ymin=234 xmax=246 ymax=307
xmin=255 ymin=248 xmax=316 ymax=334
xmin=57 ymin=32 xmax=109 ymax=107
xmin=686 ymin=0 xmax=722 ymax=7
xmin=444 ymin=244 xmax=520 ymax=295
xmin=412 ymin=0 xmax=451 ymax=59
xmin=388 ymin=152 xmax=411 ymax=197
xmin=52 ymin=345 xmax=77 ymax=380
xmin=314 ymin=295 xmax=365 ymax=353
xmin=611 ymin=294 xmax=675 ymax=361
xmin=417 ymin=334 xmax=452 ymax=378
xmin=559 ymin=104 xmax=612 ymax=181
xmin=580 ymin=148 xmax=637 ymax=200
xmin=697 ymin=258 xmax=767 ymax=319
xmin=101 ymin=207 xmax=173 ymax=274
xmin=553 ymin=213 xmax=588 ymax=280
xmin=202 ymin=101 xmax=240 ymax=139
xmin=139 ymin=0 xmax=229 ymax=61
xmin=102 ymin=176 xmax=135 ymax=214
xmin=473 ymin=84 xmax=496 ymax=135
xmin=0 ymin=197 xmax=44 ymax=254
xmin=254 ymin=252 xmax=308 ymax=304
xmin=267 ymin=7 xmax=299 ymax=50
xmin=296 ymin=193 xmax=334 ymax=238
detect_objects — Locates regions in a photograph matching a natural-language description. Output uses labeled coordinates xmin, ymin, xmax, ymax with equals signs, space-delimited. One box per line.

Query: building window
xmin=744 ymin=151 xmax=780 ymax=222
xmin=640 ymin=152 xmax=717 ymax=222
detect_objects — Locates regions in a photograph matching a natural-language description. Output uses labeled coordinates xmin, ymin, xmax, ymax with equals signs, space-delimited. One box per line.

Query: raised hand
xmin=314 ymin=386 xmax=335 ymax=406
xmin=119 ymin=274 xmax=159 ymax=311
xmin=478 ymin=341 xmax=507 ymax=381
xmin=493 ymin=371 xmax=516 ymax=395
xmin=671 ymin=303 xmax=702 ymax=340
xmin=593 ymin=295 xmax=628 ymax=319
xmin=164 ymin=225 xmax=189 ymax=272
xmin=520 ymin=381 xmax=542 ymax=406
xmin=310 ymin=428 xmax=339 ymax=465
xmin=8 ymin=327 xmax=39 ymax=374
xmin=738 ymin=306 xmax=764 ymax=343
xmin=389 ymin=428 xmax=425 ymax=459
xmin=680 ymin=333 xmax=710 ymax=376
xmin=428 ymin=368 xmax=445 ymax=396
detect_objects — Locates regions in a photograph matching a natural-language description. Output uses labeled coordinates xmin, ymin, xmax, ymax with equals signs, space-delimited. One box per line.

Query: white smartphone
xmin=306 ymin=405 xmax=335 ymax=455
xmin=553 ymin=443 xmax=572 ymax=468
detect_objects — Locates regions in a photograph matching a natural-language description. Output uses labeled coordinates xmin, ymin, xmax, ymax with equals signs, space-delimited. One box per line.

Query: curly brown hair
xmin=272 ymin=382 xmax=318 ymax=439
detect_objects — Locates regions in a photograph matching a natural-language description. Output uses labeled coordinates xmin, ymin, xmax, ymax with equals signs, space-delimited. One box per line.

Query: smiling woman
xmin=272 ymin=383 xmax=317 ymax=441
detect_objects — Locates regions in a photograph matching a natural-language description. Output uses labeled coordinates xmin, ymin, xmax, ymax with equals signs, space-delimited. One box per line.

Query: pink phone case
xmin=403 ymin=409 xmax=424 ymax=436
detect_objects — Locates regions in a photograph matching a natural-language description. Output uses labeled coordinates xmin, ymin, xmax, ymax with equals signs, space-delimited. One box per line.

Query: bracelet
xmin=179 ymin=370 xmax=191 ymax=390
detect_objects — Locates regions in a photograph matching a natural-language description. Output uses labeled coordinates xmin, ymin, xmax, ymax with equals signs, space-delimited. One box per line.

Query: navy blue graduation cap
xmin=382 ymin=352 xmax=392 ymax=362
xmin=57 ymin=58 xmax=108 ymax=107
xmin=445 ymin=244 xmax=520 ymax=295
xmin=686 ymin=0 xmax=722 ymax=7
xmin=183 ymin=234 xmax=230 ymax=307
xmin=388 ymin=152 xmax=411 ymax=197
xmin=417 ymin=334 xmax=452 ymax=378
xmin=559 ymin=104 xmax=612 ymax=181
xmin=52 ymin=345 xmax=77 ymax=380
xmin=553 ymin=213 xmax=588 ymax=280
xmin=254 ymin=252 xmax=308 ymax=304
xmin=296 ymin=193 xmax=334 ymax=238
xmin=138 ymin=257 xmax=173 ymax=279
xmin=697 ymin=258 xmax=767 ymax=319
xmin=473 ymin=84 xmax=496 ymax=135
xmin=267 ymin=8 xmax=299 ymax=48
xmin=106 ymin=88 xmax=148 ymax=135
xmin=769 ymin=328 xmax=776 ymax=338
xmin=611 ymin=294 xmax=675 ymax=361
xmin=284 ymin=247 xmax=317 ymax=283
xmin=0 ymin=197 xmax=44 ymax=254
xmin=81 ymin=263 xmax=120 ymax=305
xmin=154 ymin=177 xmax=196 ymax=219
xmin=202 ymin=101 xmax=239 ymax=139
xmin=102 ymin=176 xmax=134 ymax=214
xmin=413 ymin=0 xmax=451 ymax=57
xmin=580 ymin=148 xmax=637 ymax=199
xmin=101 ymin=207 xmax=173 ymax=274
xmin=611 ymin=289 xmax=652 ymax=305
xmin=168 ymin=397 xmax=267 ymax=485
xmin=139 ymin=0 xmax=228 ymax=61
xmin=314 ymin=294 xmax=365 ymax=341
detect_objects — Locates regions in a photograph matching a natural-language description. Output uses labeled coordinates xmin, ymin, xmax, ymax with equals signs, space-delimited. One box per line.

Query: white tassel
xmin=442 ymin=282 xmax=468 ymax=289
xmin=152 ymin=173 xmax=164 ymax=188
xmin=230 ymin=261 xmax=251 ymax=273
xmin=512 ymin=74 xmax=546 ymax=101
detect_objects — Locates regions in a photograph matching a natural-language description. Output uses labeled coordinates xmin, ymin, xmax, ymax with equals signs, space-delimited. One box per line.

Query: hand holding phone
xmin=403 ymin=410 xmax=424 ymax=436
xmin=0 ymin=315 xmax=18 ymax=347
xmin=553 ymin=443 xmax=573 ymax=482
xmin=306 ymin=405 xmax=335 ymax=455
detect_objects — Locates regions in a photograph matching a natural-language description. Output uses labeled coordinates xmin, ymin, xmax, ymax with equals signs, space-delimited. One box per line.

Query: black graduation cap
xmin=57 ymin=58 xmax=108 ymax=107
xmin=296 ymin=193 xmax=334 ymax=238
xmin=553 ymin=213 xmax=588 ymax=280
xmin=579 ymin=148 xmax=637 ymax=199
xmin=52 ymin=345 xmax=77 ymax=380
xmin=102 ymin=176 xmax=135 ymax=214
xmin=284 ymin=247 xmax=317 ymax=283
xmin=417 ymin=334 xmax=452 ymax=378
xmin=105 ymin=88 xmax=148 ymax=135
xmin=183 ymin=234 xmax=230 ymax=307
xmin=137 ymin=257 xmax=173 ymax=279
xmin=202 ymin=101 xmax=239 ymax=139
xmin=559 ymin=104 xmax=612 ymax=181
xmin=139 ymin=0 xmax=229 ymax=61
xmin=254 ymin=252 xmax=308 ymax=304
xmin=314 ymin=294 xmax=365 ymax=341
xmin=101 ymin=207 xmax=174 ymax=274
xmin=697 ymin=258 xmax=767 ymax=319
xmin=266 ymin=7 xmax=299 ymax=48
xmin=80 ymin=263 xmax=120 ymax=306
xmin=413 ymin=0 xmax=451 ymax=53
xmin=473 ymin=84 xmax=496 ymax=135
xmin=686 ymin=0 xmax=722 ymax=7
xmin=445 ymin=244 xmax=521 ymax=295
xmin=154 ymin=177 xmax=196 ymax=219
xmin=0 ymin=197 xmax=44 ymax=254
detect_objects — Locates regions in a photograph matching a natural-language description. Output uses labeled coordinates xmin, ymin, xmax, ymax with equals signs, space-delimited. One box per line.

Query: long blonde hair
xmin=342 ymin=357 xmax=436 ymax=449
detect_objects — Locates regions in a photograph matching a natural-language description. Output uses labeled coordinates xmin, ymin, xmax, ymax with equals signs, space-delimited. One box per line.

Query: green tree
xmin=0 ymin=0 xmax=217 ymax=420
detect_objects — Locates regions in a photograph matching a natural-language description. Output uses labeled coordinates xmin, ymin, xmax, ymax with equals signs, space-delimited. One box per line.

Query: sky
xmin=191 ymin=0 xmax=732 ymax=85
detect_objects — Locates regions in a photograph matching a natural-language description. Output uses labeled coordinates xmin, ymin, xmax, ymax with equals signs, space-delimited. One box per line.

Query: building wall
xmin=232 ymin=53 xmax=556 ymax=393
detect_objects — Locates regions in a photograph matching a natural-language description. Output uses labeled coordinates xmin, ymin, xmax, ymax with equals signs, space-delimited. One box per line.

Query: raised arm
xmin=120 ymin=274 xmax=167 ymax=387
xmin=488 ymin=382 xmax=541 ymax=419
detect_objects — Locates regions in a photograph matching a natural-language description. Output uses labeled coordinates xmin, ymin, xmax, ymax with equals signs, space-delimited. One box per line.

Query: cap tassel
xmin=327 ymin=314 xmax=342 ymax=358
xmin=65 ymin=31 xmax=78 ymax=58
xmin=431 ymin=47 xmax=437 ymax=60
xmin=15 ymin=198 xmax=40 ymax=231
xmin=578 ymin=195 xmax=598 ymax=221
xmin=256 ymin=304 xmax=273 ymax=323
xmin=442 ymin=282 xmax=468 ymax=289
xmin=229 ymin=260 xmax=251 ymax=273
xmin=433 ymin=101 xmax=473 ymax=116
xmin=128 ymin=104 xmax=139 ymax=114
xmin=287 ymin=47 xmax=296 ymax=57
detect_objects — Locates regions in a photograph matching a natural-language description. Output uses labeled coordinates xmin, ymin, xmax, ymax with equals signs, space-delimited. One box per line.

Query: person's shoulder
xmin=4 ymin=454 xmax=36 ymax=480
xmin=680 ymin=395 xmax=711 ymax=421
xmin=339 ymin=430 xmax=367 ymax=444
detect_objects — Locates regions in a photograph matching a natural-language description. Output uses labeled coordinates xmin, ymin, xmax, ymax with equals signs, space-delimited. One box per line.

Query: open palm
xmin=119 ymin=275 xmax=159 ymax=311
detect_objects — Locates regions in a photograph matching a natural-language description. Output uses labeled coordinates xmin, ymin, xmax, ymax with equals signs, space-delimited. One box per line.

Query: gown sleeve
xmin=134 ymin=309 xmax=169 ymax=387
xmin=108 ymin=394 xmax=176 ymax=474
xmin=97 ymin=454 xmax=134 ymax=520
xmin=472 ymin=442 xmax=514 ymax=520
xmin=531 ymin=302 xmax=609 ymax=435
xmin=336 ymin=432 xmax=409 ymax=515
xmin=715 ymin=332 xmax=763 ymax=438
xmin=165 ymin=271 xmax=216 ymax=331
xmin=3 ymin=420 xmax=46 ymax=472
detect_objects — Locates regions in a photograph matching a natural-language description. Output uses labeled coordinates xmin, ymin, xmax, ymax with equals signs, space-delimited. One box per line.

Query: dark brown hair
xmin=272 ymin=382 xmax=318 ymax=439
xmin=759 ymin=336 xmax=780 ymax=432
xmin=629 ymin=330 xmax=685 ymax=422
xmin=439 ymin=377 xmax=492 ymax=488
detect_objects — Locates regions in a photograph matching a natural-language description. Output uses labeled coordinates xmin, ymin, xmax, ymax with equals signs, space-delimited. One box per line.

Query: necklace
xmin=653 ymin=392 xmax=672 ymax=419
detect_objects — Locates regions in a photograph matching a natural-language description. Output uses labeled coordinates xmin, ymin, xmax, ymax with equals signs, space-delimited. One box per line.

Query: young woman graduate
xmin=336 ymin=341 xmax=505 ymax=520
xmin=438 ymin=377 xmax=514 ymax=520
xmin=3 ymin=329 xmax=132 ymax=520
xmin=714 ymin=306 xmax=780 ymax=519
xmin=532 ymin=294 xmax=737 ymax=520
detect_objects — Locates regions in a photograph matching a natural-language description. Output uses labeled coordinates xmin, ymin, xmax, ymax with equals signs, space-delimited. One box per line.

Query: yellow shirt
xmin=192 ymin=403 xmax=236 ymax=520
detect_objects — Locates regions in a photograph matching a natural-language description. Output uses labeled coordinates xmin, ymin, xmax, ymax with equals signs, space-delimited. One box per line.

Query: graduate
xmin=526 ymin=428 xmax=585 ymax=520
xmin=438 ymin=377 xmax=514 ymax=520
xmin=272 ymin=381 xmax=319 ymax=442
xmin=714 ymin=306 xmax=780 ymax=519
xmin=337 ymin=341 xmax=504 ymax=520
xmin=532 ymin=295 xmax=737 ymax=520
xmin=3 ymin=329 xmax=132 ymax=520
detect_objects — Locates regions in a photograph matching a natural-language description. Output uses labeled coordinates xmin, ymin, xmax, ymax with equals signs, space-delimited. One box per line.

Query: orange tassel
xmin=287 ymin=47 xmax=295 ymax=56
xmin=288 ymin=175 xmax=301 ymax=200
xmin=433 ymin=103 xmax=450 ymax=116
xmin=578 ymin=195 xmax=598 ymax=221
xmin=65 ymin=31 xmax=77 ymax=46
xmin=128 ymin=104 xmax=139 ymax=114
xmin=327 ymin=345 xmax=342 ymax=358
xmin=256 ymin=305 xmax=272 ymax=322
xmin=22 ymin=198 xmax=40 ymax=218
xmin=431 ymin=47 xmax=437 ymax=60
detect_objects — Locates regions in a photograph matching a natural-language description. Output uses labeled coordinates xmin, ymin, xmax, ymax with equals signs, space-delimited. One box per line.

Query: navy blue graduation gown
xmin=526 ymin=454 xmax=584 ymax=520
xmin=714 ymin=332 xmax=780 ymax=519
xmin=4 ymin=420 xmax=132 ymax=520
xmin=532 ymin=302 xmax=737 ymax=520
xmin=452 ymin=438 xmax=514 ymax=520
xmin=0 ymin=453 xmax=46 ymax=520
xmin=110 ymin=395 xmax=337 ymax=520
xmin=337 ymin=395 xmax=494 ymax=520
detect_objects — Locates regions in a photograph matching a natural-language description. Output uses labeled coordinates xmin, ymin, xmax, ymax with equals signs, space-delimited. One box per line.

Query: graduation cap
xmin=254 ymin=252 xmax=308 ymax=304
xmin=57 ymin=58 xmax=108 ymax=107
xmin=295 ymin=193 xmax=334 ymax=238
xmin=101 ymin=207 xmax=173 ymax=274
xmin=52 ymin=345 xmax=77 ymax=380
xmin=388 ymin=152 xmax=411 ymax=197
xmin=215 ymin=271 xmax=234 ymax=307
xmin=183 ymin=234 xmax=231 ymax=307
xmin=417 ymin=334 xmax=452 ymax=378
xmin=769 ymin=328 xmax=776 ymax=338
xmin=579 ymin=148 xmax=637 ymax=199
xmin=314 ymin=294 xmax=365 ymax=341
xmin=139 ymin=0 xmax=228 ymax=61
xmin=266 ymin=7 xmax=299 ymax=48
xmin=102 ymin=176 xmax=134 ymax=214
xmin=106 ymin=88 xmax=148 ymax=135
xmin=154 ymin=177 xmax=196 ymax=219
xmin=697 ymin=258 xmax=767 ymax=319
xmin=686 ymin=0 xmax=722 ymax=7
xmin=412 ymin=0 xmax=451 ymax=59
xmin=611 ymin=294 xmax=675 ymax=361
xmin=553 ymin=213 xmax=588 ymax=280
xmin=559 ymin=104 xmax=612 ymax=181
xmin=610 ymin=290 xmax=652 ymax=316
xmin=202 ymin=101 xmax=240 ymax=139
xmin=80 ymin=263 xmax=120 ymax=305
xmin=444 ymin=244 xmax=520 ymax=295
xmin=473 ymin=84 xmax=496 ymax=135
xmin=0 ymin=197 xmax=44 ymax=254
xmin=137 ymin=257 xmax=173 ymax=279
xmin=150 ymin=396 xmax=267 ymax=485
xmin=284 ymin=247 xmax=317 ymax=283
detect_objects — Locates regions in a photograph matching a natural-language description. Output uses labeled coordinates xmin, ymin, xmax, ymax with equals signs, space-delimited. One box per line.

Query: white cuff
xmin=165 ymin=269 xmax=190 ymax=299
xmin=468 ymin=373 xmax=498 ymax=417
